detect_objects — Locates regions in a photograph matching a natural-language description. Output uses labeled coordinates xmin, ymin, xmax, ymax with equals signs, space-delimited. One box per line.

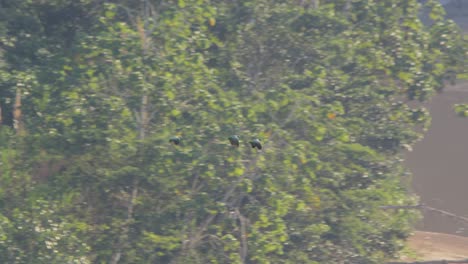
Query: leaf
xmin=142 ymin=232 xmax=180 ymax=251
xmin=313 ymin=125 xmax=327 ymax=141
xmin=397 ymin=71 xmax=412 ymax=82
xmin=105 ymin=10 xmax=115 ymax=19
xmin=244 ymin=178 xmax=253 ymax=193
xmin=171 ymin=109 xmax=181 ymax=117
xmin=209 ymin=18 xmax=216 ymax=27
xmin=178 ymin=0 xmax=186 ymax=8
xmin=167 ymin=90 xmax=175 ymax=100
xmin=233 ymin=167 xmax=244 ymax=176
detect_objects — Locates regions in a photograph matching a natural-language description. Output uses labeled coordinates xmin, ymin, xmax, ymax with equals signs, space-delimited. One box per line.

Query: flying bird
xmin=228 ymin=135 xmax=240 ymax=147
xmin=249 ymin=139 xmax=262 ymax=150
xmin=169 ymin=136 xmax=181 ymax=145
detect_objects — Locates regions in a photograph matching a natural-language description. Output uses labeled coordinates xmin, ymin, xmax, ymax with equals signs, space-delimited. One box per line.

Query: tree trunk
xmin=109 ymin=180 xmax=139 ymax=264
xmin=109 ymin=95 xmax=147 ymax=264
xmin=109 ymin=4 xmax=151 ymax=260
xmin=312 ymin=0 xmax=319 ymax=9
xmin=0 ymin=100 xmax=3 ymax=126
xmin=109 ymin=93 xmax=147 ymax=264
xmin=13 ymin=87 xmax=23 ymax=134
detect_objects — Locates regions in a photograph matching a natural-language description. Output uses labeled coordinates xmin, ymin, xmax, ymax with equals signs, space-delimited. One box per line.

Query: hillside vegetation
xmin=0 ymin=0 xmax=466 ymax=263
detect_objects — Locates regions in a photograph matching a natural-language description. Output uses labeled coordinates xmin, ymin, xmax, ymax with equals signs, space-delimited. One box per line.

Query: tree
xmin=0 ymin=0 xmax=465 ymax=263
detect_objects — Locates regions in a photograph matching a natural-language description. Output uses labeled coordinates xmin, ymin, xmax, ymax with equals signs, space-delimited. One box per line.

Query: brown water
xmin=405 ymin=84 xmax=468 ymax=235
xmin=403 ymin=0 xmax=468 ymax=237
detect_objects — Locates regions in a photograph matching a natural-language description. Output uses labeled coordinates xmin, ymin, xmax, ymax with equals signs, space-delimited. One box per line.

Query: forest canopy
xmin=0 ymin=0 xmax=466 ymax=263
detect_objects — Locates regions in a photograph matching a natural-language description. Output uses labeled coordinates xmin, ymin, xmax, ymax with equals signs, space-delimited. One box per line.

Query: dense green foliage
xmin=0 ymin=0 xmax=466 ymax=263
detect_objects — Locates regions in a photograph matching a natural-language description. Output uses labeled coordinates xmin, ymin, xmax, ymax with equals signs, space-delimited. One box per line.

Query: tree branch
xmin=380 ymin=205 xmax=424 ymax=210
xmin=13 ymin=87 xmax=23 ymax=134
xmin=235 ymin=208 xmax=249 ymax=263
xmin=110 ymin=11 xmax=150 ymax=259
xmin=387 ymin=259 xmax=468 ymax=264
xmin=380 ymin=204 xmax=468 ymax=225
xmin=0 ymin=100 xmax=2 ymax=126
xmin=110 ymin=178 xmax=139 ymax=264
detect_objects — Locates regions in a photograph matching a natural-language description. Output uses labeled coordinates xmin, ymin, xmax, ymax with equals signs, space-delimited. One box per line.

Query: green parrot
xmin=249 ymin=138 xmax=262 ymax=150
xmin=228 ymin=135 xmax=240 ymax=147
xmin=169 ymin=136 xmax=181 ymax=145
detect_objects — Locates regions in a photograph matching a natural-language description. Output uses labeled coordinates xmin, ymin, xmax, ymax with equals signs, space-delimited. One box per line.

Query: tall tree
xmin=0 ymin=0 xmax=465 ymax=263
